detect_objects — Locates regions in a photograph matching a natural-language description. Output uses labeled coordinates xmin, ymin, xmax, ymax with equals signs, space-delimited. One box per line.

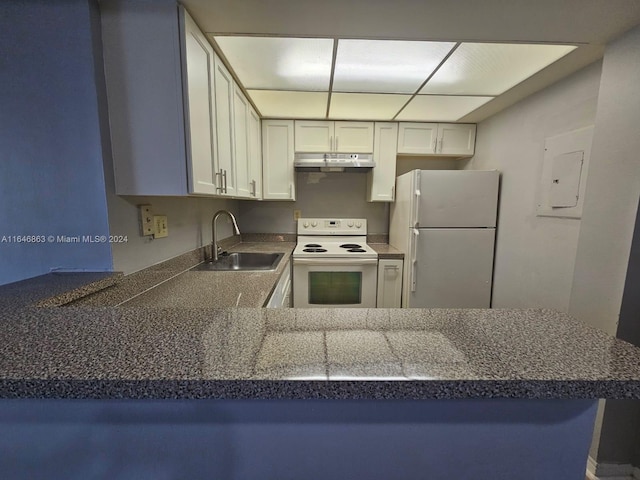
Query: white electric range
xmin=292 ymin=218 xmax=378 ymax=308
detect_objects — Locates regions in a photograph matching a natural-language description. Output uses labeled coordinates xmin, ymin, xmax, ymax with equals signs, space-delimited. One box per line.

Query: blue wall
xmin=0 ymin=0 xmax=112 ymax=285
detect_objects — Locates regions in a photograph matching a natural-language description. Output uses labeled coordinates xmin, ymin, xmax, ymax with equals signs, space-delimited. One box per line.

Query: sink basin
xmin=191 ymin=252 xmax=284 ymax=271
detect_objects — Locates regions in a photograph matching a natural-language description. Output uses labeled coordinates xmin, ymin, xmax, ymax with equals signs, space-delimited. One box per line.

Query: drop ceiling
xmin=183 ymin=0 xmax=640 ymax=122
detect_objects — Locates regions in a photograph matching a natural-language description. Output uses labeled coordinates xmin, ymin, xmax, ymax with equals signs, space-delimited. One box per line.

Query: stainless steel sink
xmin=191 ymin=252 xmax=284 ymax=271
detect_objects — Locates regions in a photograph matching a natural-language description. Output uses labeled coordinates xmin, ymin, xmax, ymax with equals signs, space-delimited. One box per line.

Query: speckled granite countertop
xmin=2 ymin=242 xmax=640 ymax=400
xmin=68 ymin=240 xmax=295 ymax=308
xmin=371 ymin=243 xmax=404 ymax=259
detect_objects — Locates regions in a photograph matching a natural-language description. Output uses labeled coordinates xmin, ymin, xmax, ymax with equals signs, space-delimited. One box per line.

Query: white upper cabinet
xmin=397 ymin=123 xmax=438 ymax=155
xmin=213 ymin=56 xmax=237 ymax=196
xmin=248 ymin=107 xmax=263 ymax=199
xmin=102 ymin=3 xmax=264 ymax=199
xmin=294 ymin=121 xmax=333 ymax=152
xmin=263 ymin=120 xmax=295 ymax=201
xmin=334 ymin=121 xmax=375 ymax=153
xmin=182 ymin=10 xmax=218 ymax=195
xmin=233 ymin=84 xmax=251 ymax=198
xmin=367 ymin=122 xmax=398 ymax=202
xmin=102 ymin=2 xmax=192 ymax=195
xmin=294 ymin=121 xmax=374 ymax=153
xmin=397 ymin=122 xmax=476 ymax=157
xmin=437 ymin=123 xmax=477 ymax=156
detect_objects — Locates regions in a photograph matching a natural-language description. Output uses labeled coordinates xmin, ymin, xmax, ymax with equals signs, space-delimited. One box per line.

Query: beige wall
xmin=465 ymin=61 xmax=602 ymax=311
xmin=569 ymin=25 xmax=640 ymax=335
xmin=238 ymin=172 xmax=390 ymax=234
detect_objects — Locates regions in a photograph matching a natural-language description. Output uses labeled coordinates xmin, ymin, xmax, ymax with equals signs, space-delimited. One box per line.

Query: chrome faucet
xmin=211 ymin=210 xmax=241 ymax=262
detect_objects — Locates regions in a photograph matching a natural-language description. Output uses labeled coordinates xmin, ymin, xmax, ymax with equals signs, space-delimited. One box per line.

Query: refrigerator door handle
xmin=411 ymin=228 xmax=419 ymax=292
xmin=413 ymin=171 xmax=421 ymax=228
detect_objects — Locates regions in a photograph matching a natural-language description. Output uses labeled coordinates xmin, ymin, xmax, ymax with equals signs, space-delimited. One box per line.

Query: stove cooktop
xmin=293 ymin=218 xmax=378 ymax=259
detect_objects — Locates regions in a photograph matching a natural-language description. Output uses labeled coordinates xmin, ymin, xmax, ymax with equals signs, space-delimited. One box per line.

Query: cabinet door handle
xmin=216 ymin=170 xmax=223 ymax=193
xmin=223 ymin=170 xmax=228 ymax=193
xmin=433 ymin=138 xmax=437 ymax=153
xmin=289 ymin=184 xmax=293 ymax=198
xmin=329 ymin=135 xmax=333 ymax=152
xmin=336 ymin=136 xmax=339 ymax=151
xmin=251 ymin=179 xmax=256 ymax=196
xmin=391 ymin=186 xmax=395 ymax=201
xmin=439 ymin=138 xmax=443 ymax=153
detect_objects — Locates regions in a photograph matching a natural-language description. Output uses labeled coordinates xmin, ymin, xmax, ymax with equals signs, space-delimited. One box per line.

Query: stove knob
xmin=347 ymin=221 xmax=354 ymax=227
xmin=356 ymin=222 xmax=362 ymax=228
xmin=311 ymin=221 xmax=318 ymax=227
xmin=303 ymin=222 xmax=309 ymax=228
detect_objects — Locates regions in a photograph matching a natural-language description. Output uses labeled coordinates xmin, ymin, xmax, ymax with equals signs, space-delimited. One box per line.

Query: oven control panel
xmin=297 ymin=218 xmax=367 ymax=235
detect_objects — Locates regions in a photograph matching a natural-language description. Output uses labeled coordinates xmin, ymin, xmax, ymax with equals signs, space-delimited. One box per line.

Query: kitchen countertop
xmin=69 ymin=241 xmax=295 ymax=308
xmin=2 ymin=258 xmax=640 ymax=399
xmin=370 ymin=243 xmax=404 ymax=259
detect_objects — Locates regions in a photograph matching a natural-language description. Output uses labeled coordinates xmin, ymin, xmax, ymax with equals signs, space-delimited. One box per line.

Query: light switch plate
xmin=139 ymin=205 xmax=154 ymax=236
xmin=153 ymin=215 xmax=168 ymax=238
xmin=293 ymin=210 xmax=302 ymax=221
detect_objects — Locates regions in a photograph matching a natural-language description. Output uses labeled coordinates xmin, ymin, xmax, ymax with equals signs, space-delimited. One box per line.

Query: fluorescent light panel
xmin=329 ymin=93 xmax=411 ymax=120
xmin=420 ymin=43 xmax=577 ymax=95
xmin=248 ymin=90 xmax=328 ymax=118
xmin=332 ymin=39 xmax=456 ymax=94
xmin=396 ymin=95 xmax=494 ymax=121
xmin=212 ymin=36 xmax=334 ymax=91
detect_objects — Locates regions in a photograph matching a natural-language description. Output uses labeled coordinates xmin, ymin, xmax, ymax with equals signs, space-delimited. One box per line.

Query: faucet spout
xmin=211 ymin=210 xmax=241 ymax=262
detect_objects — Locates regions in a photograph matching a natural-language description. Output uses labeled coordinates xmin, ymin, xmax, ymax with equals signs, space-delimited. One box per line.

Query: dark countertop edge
xmin=2 ymin=379 xmax=640 ymax=400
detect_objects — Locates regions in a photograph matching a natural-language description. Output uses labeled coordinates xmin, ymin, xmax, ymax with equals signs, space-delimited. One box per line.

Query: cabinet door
xmin=248 ymin=106 xmax=262 ymax=199
xmin=263 ymin=120 xmax=295 ymax=200
xmin=377 ymin=259 xmax=403 ymax=307
xmin=182 ymin=11 xmax=218 ymax=195
xmin=334 ymin=122 xmax=374 ymax=153
xmin=213 ymin=55 xmax=236 ymax=196
xmin=437 ymin=124 xmax=476 ymax=156
xmin=397 ymin=123 xmax=438 ymax=155
xmin=233 ymin=85 xmax=251 ymax=198
xmin=294 ymin=121 xmax=333 ymax=152
xmin=367 ymin=122 xmax=398 ymax=202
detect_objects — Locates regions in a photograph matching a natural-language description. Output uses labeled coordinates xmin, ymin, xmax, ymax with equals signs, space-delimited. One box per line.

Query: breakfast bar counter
xmin=2 ymin=269 xmax=640 ymax=479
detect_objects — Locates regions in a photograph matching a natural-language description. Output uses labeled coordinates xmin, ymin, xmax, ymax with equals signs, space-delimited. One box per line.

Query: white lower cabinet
xmin=367 ymin=122 xmax=398 ymax=202
xmin=266 ymin=260 xmax=292 ymax=308
xmin=262 ymin=120 xmax=295 ymax=200
xmin=376 ymin=259 xmax=403 ymax=308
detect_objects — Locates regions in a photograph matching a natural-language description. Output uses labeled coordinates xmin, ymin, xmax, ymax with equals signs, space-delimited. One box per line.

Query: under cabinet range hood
xmin=294 ymin=153 xmax=375 ymax=172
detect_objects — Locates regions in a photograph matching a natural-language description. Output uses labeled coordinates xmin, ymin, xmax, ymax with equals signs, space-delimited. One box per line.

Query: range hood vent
xmin=294 ymin=153 xmax=375 ymax=172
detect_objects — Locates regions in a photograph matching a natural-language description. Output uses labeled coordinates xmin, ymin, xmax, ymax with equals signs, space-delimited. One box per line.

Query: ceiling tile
xmin=420 ymin=43 xmax=577 ymax=95
xmin=329 ymin=93 xmax=411 ymax=120
xmin=395 ymin=95 xmax=493 ymax=121
xmin=332 ymin=39 xmax=456 ymax=94
xmin=212 ymin=36 xmax=334 ymax=91
xmin=248 ymin=90 xmax=328 ymax=118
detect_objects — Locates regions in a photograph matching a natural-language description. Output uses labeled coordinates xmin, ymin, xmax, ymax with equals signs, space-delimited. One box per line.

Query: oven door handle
xmin=293 ymin=258 xmax=378 ymax=266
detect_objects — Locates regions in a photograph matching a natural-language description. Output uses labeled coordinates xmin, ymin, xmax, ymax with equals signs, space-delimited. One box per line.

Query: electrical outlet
xmin=153 ymin=215 xmax=168 ymax=238
xmin=293 ymin=210 xmax=301 ymax=221
xmin=139 ymin=205 xmax=154 ymax=236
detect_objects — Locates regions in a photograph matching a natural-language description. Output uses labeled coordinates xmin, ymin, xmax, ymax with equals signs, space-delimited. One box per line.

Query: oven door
xmin=293 ymin=258 xmax=378 ymax=308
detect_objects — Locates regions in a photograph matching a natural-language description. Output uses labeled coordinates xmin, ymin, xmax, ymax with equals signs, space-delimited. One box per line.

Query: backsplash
xmin=238 ymin=171 xmax=389 ymax=234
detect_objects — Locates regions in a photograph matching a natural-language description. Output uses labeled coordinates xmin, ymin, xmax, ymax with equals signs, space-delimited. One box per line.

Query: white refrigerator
xmin=389 ymin=169 xmax=499 ymax=308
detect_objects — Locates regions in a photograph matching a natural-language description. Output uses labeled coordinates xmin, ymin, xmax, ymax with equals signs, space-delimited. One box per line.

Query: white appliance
xmin=293 ymin=218 xmax=378 ymax=308
xmin=389 ymin=170 xmax=499 ymax=308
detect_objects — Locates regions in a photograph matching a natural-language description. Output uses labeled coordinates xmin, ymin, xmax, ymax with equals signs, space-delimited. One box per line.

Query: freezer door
xmin=417 ymin=170 xmax=499 ymax=228
xmin=407 ymin=228 xmax=495 ymax=308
